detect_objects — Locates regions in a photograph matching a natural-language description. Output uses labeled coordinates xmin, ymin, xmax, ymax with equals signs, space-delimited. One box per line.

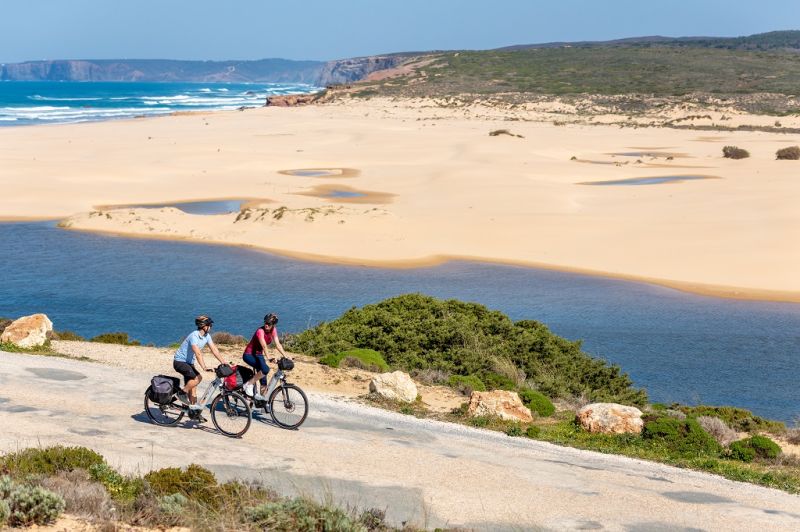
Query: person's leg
xmin=242 ymin=353 xmax=262 ymax=395
xmin=174 ymin=361 xmax=198 ymax=404
xmin=186 ymin=372 xmax=202 ymax=404
xmin=255 ymin=355 xmax=270 ymax=398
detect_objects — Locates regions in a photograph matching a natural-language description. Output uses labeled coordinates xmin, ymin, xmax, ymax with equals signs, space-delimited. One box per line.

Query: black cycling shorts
xmin=173 ymin=360 xmax=199 ymax=384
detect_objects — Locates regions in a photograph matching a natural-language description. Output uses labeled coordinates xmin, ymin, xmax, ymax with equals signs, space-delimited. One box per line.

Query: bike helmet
xmin=195 ymin=315 xmax=214 ymax=328
xmin=263 ymin=313 xmax=279 ymax=326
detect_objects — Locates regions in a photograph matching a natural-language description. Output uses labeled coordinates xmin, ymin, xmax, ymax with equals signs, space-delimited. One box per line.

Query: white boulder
xmin=1 ymin=314 xmax=54 ymax=348
xmin=467 ymin=390 xmax=533 ymax=423
xmin=369 ymin=371 xmax=418 ymax=403
xmin=577 ymin=403 xmax=643 ymax=434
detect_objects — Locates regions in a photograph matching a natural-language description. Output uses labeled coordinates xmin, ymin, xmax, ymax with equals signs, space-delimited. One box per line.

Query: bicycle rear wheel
xmin=143 ymin=389 xmax=184 ymax=426
xmin=269 ymin=384 xmax=308 ymax=429
xmin=210 ymin=391 xmax=251 ymax=438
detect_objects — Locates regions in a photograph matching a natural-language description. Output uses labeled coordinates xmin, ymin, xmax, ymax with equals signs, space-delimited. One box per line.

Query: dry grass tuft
xmin=39 ymin=470 xmax=114 ymax=520
xmin=212 ymin=331 xmax=247 ymax=345
xmin=697 ymin=416 xmax=739 ymax=447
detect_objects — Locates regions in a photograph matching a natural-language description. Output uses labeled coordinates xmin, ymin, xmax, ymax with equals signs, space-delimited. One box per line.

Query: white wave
xmin=29 ymin=95 xmax=101 ymax=101
xmin=217 ymin=88 xmax=229 ymax=92
xmin=199 ymin=88 xmax=212 ymax=92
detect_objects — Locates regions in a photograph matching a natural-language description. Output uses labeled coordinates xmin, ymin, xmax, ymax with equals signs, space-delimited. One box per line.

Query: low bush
xmin=506 ymin=424 xmax=524 ymax=437
xmin=212 ymin=331 xmax=247 ymax=345
xmin=729 ymin=435 xmax=782 ymax=462
xmin=358 ymin=507 xmax=387 ymax=530
xmin=526 ymin=425 xmax=541 ymax=438
xmin=0 ymin=499 xmax=8 ymax=528
xmin=0 ymin=446 xmax=105 ymax=477
xmin=89 ymin=332 xmax=141 ymax=346
xmin=245 ymin=497 xmax=363 ymax=531
xmin=642 ymin=416 xmax=722 ymax=456
xmin=144 ymin=464 xmax=219 ymax=509
xmin=722 ymin=145 xmax=750 ymax=159
xmin=411 ymin=367 xmax=450 ymax=385
xmin=89 ymin=463 xmax=144 ymax=503
xmin=697 ymin=416 xmax=738 ymax=447
xmin=519 ymin=389 xmax=556 ymax=417
xmin=51 ymin=330 xmax=85 ymax=341
xmin=0 ymin=477 xmax=65 ymax=527
xmin=677 ymin=405 xmax=784 ymax=433
xmin=448 ymin=374 xmax=486 ymax=395
xmin=776 ymin=146 xmax=800 ymax=160
xmin=481 ymin=372 xmax=518 ymax=390
xmin=319 ymin=348 xmax=389 ymax=373
xmin=40 ymin=470 xmax=114 ymax=520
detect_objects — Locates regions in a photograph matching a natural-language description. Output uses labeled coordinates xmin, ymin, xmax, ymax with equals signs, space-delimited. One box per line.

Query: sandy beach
xmin=2 ymin=97 xmax=799 ymax=301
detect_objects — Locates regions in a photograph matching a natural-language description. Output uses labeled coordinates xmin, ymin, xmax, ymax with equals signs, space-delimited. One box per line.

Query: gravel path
xmin=1 ymin=350 xmax=799 ymax=531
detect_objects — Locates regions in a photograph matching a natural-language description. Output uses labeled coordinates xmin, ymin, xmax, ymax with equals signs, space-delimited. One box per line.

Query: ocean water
xmin=1 ymin=222 xmax=798 ymax=422
xmin=0 ymin=81 xmax=319 ymax=126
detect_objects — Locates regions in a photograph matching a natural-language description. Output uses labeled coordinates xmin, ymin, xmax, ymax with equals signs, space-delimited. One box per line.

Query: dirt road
xmin=0 ymin=351 xmax=798 ymax=531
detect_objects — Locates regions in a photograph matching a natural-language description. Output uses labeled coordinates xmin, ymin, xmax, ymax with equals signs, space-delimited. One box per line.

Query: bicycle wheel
xmin=143 ymin=389 xmax=184 ymax=426
xmin=269 ymin=384 xmax=308 ymax=429
xmin=210 ymin=391 xmax=252 ymax=438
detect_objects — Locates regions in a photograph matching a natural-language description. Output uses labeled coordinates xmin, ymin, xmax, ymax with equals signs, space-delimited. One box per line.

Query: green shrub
xmin=159 ymin=492 xmax=189 ymax=515
xmin=89 ymin=463 xmax=144 ymax=503
xmin=4 ymin=482 xmax=65 ymax=526
xmin=526 ymin=426 xmax=541 ymax=438
xmin=448 ymin=374 xmax=486 ymax=395
xmin=678 ymin=405 xmax=784 ymax=433
xmin=0 ymin=446 xmax=105 ymax=477
xmin=294 ymin=294 xmax=646 ymax=405
xmin=776 ymin=146 xmax=800 ymax=160
xmin=642 ymin=416 xmax=722 ymax=456
xmin=319 ymin=348 xmax=389 ymax=372
xmin=519 ymin=389 xmax=556 ymax=417
xmin=144 ymin=464 xmax=219 ymax=508
xmin=89 ymin=332 xmax=141 ymax=346
xmin=245 ymin=497 xmax=363 ymax=531
xmin=729 ymin=436 xmax=782 ymax=462
xmin=52 ymin=330 xmax=85 ymax=341
xmin=506 ymin=424 xmax=524 ymax=437
xmin=722 ymin=145 xmax=750 ymax=159
xmin=481 ymin=372 xmax=517 ymax=390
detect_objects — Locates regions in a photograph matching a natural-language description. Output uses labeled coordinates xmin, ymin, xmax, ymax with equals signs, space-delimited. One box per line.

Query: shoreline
xmin=57 ymin=222 xmax=800 ymax=304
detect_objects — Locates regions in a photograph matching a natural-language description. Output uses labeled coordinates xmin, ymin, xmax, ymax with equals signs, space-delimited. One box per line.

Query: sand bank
xmin=1 ymin=98 xmax=799 ymax=301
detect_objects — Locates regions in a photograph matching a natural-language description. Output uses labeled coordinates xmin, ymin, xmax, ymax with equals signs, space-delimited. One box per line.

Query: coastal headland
xmin=2 ymin=96 xmax=799 ymax=302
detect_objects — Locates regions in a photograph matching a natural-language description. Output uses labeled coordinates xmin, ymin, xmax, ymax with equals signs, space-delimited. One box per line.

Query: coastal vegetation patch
xmin=294 ymin=294 xmax=647 ymax=406
xmin=0 ymin=446 xmax=394 ymax=531
xmin=723 ymin=145 xmax=751 ymax=159
xmin=776 ymin=145 xmax=800 ymax=160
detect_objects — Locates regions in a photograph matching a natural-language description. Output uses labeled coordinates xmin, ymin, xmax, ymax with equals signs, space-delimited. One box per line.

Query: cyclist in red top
xmin=242 ymin=313 xmax=288 ymax=401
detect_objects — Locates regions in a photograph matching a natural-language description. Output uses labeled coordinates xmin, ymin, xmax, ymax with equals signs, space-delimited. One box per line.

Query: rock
xmin=265 ymin=94 xmax=319 ymax=107
xmin=0 ymin=314 xmax=53 ymax=348
xmin=369 ymin=371 xmax=418 ymax=403
xmin=577 ymin=403 xmax=643 ymax=434
xmin=467 ymin=390 xmax=533 ymax=423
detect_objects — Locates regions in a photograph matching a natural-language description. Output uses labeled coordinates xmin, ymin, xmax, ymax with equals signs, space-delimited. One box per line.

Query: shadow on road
xmin=130 ymin=411 xmax=219 ymax=435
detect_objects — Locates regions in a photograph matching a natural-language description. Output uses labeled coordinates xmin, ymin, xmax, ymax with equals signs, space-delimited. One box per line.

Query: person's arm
xmin=208 ymin=338 xmax=226 ymax=366
xmin=272 ymin=332 xmax=288 ymax=358
xmin=192 ymin=344 xmax=210 ymax=371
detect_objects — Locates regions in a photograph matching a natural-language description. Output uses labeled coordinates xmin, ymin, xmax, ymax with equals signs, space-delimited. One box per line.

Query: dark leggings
xmin=243 ymin=352 xmax=269 ymax=386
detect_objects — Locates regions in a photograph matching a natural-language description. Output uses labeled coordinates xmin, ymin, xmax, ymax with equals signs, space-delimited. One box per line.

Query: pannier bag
xmin=148 ymin=375 xmax=181 ymax=405
xmin=223 ymin=365 xmax=254 ymax=391
xmin=278 ymin=357 xmax=294 ymax=371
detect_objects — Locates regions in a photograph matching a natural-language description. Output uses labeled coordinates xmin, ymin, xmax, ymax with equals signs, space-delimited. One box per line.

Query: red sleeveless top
xmin=244 ymin=326 xmax=277 ymax=355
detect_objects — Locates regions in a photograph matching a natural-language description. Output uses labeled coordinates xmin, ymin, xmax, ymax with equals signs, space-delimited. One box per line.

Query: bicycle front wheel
xmin=269 ymin=384 xmax=308 ymax=429
xmin=143 ymin=390 xmax=184 ymax=426
xmin=210 ymin=391 xmax=252 ymax=438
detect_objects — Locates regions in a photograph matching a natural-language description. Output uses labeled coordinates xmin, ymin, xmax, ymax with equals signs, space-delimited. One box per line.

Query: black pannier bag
xmin=223 ymin=365 xmax=254 ymax=391
xmin=148 ymin=375 xmax=181 ymax=404
xmin=215 ymin=363 xmax=235 ymax=378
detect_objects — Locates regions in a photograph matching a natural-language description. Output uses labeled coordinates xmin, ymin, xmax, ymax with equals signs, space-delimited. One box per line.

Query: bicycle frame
xmin=191 ymin=376 xmax=223 ymax=410
xmin=262 ymin=369 xmax=287 ymax=397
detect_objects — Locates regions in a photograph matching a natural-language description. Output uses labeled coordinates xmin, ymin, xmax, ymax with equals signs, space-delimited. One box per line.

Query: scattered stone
xmin=467 ymin=390 xmax=533 ymax=423
xmin=0 ymin=313 xmax=53 ymax=348
xmin=577 ymin=403 xmax=643 ymax=434
xmin=265 ymin=94 xmax=319 ymax=107
xmin=369 ymin=371 xmax=418 ymax=403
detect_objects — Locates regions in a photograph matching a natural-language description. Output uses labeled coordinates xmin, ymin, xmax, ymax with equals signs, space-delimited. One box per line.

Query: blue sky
xmin=2 ymin=0 xmax=798 ymax=62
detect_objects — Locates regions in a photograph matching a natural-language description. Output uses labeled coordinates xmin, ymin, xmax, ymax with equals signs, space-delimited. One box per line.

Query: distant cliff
xmin=0 ymin=56 xmax=409 ymax=86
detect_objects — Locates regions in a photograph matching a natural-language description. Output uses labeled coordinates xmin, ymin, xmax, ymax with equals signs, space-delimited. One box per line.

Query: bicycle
xmin=248 ymin=357 xmax=308 ymax=429
xmin=144 ymin=364 xmax=252 ymax=438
